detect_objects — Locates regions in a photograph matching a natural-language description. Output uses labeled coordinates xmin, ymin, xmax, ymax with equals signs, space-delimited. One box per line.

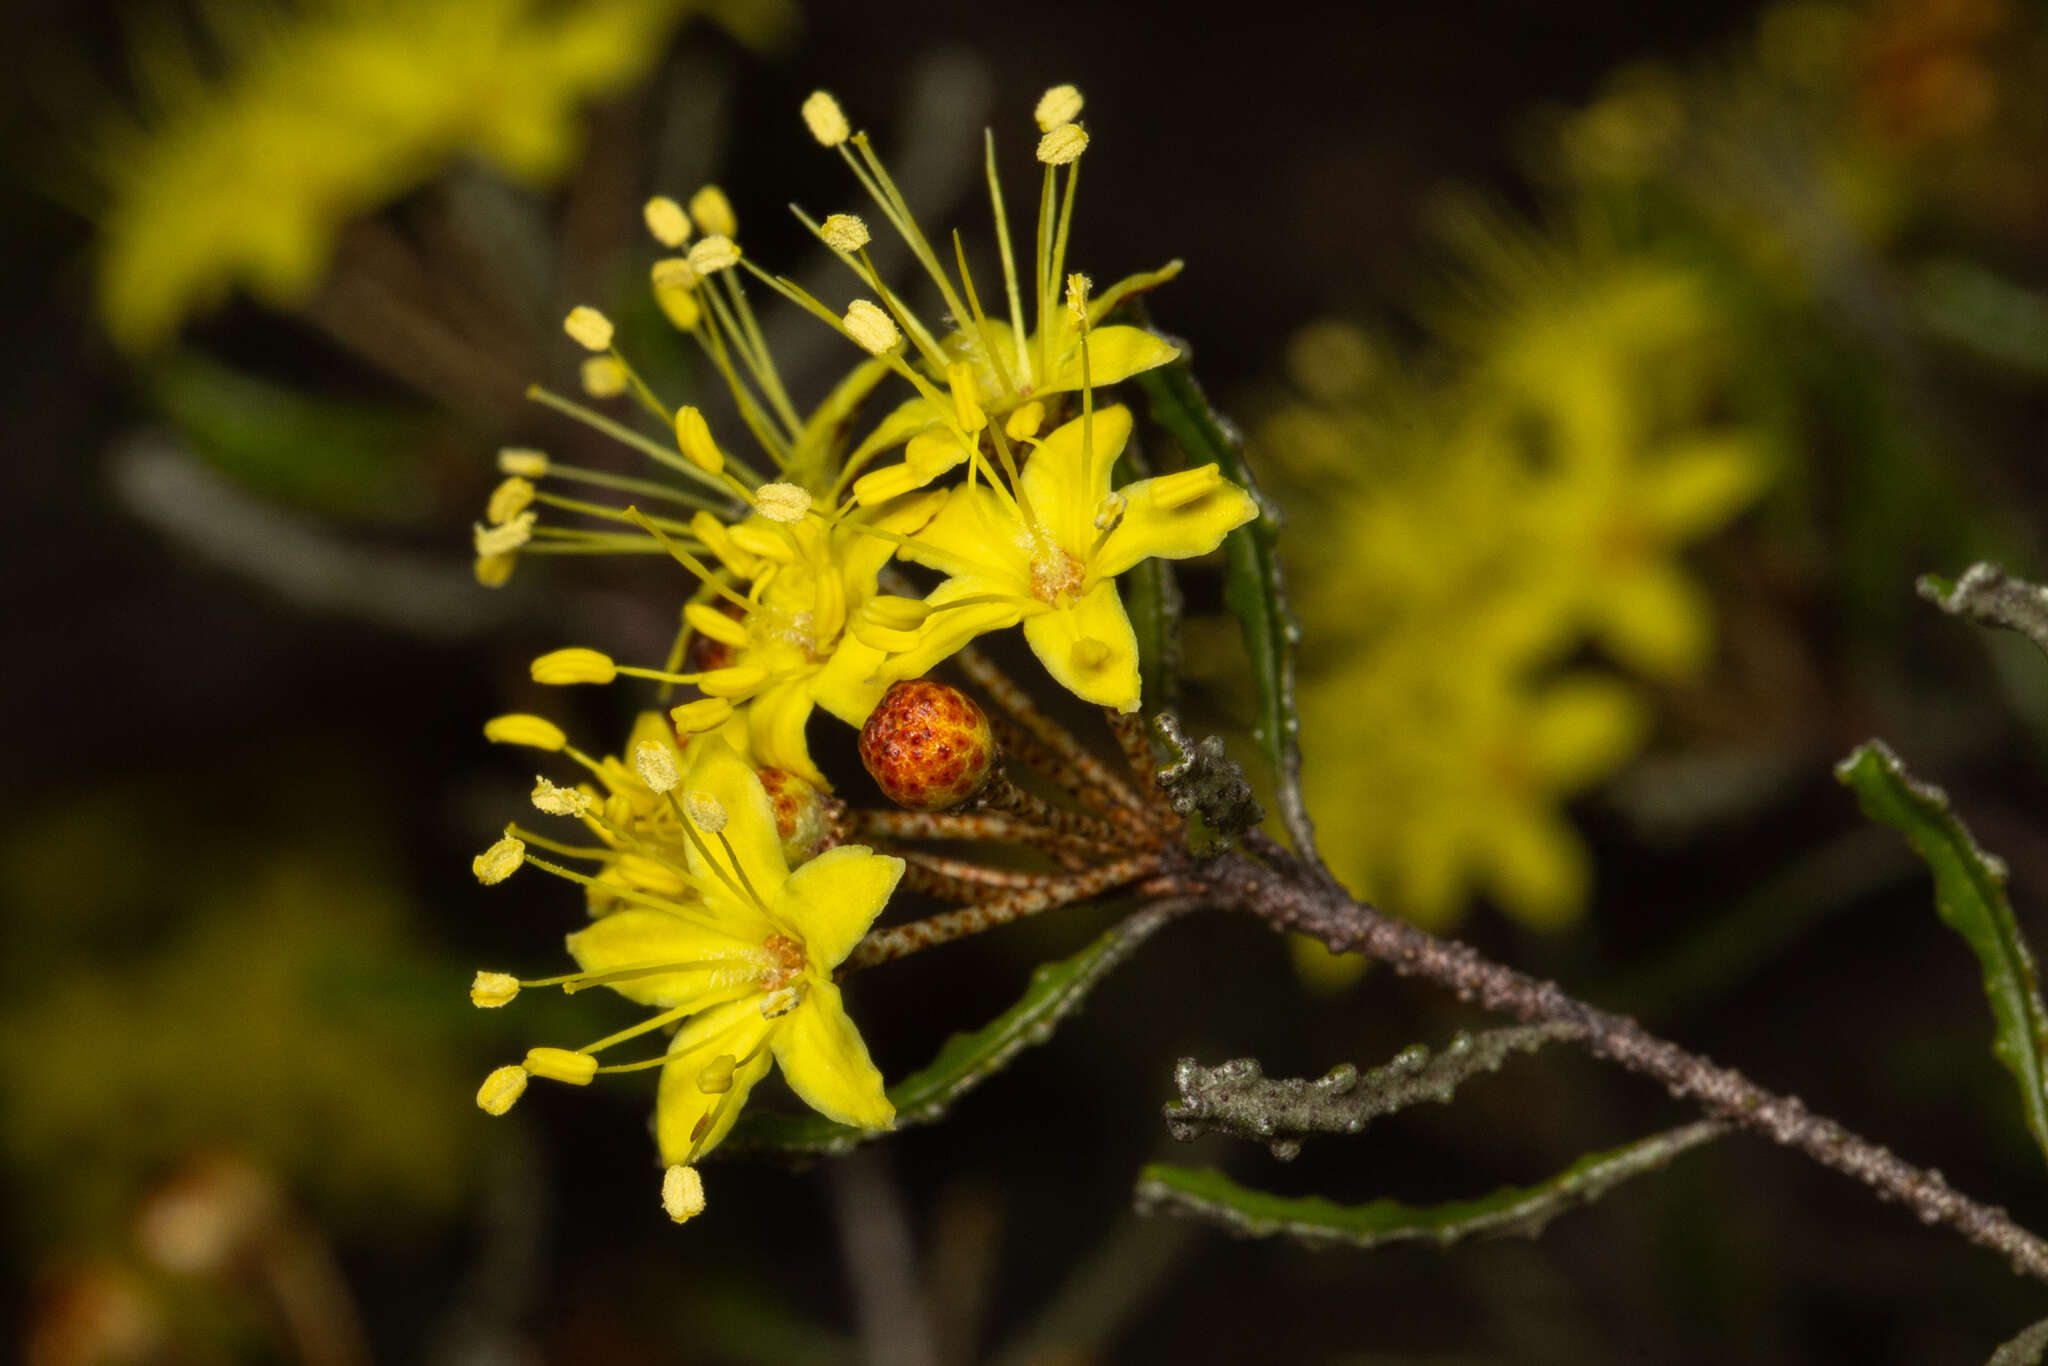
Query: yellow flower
xmin=92 ymin=0 xmax=785 ymax=349
xmin=1301 ymin=651 xmax=1649 ymax=931
xmin=474 ymin=738 xmax=901 ymax=1195
xmin=880 ymin=404 xmax=1258 ymax=711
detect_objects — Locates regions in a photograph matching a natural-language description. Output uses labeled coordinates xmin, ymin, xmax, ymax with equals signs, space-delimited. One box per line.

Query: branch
xmin=1206 ymin=854 xmax=2048 ymax=1283
xmin=1165 ymin=1024 xmax=1584 ymax=1160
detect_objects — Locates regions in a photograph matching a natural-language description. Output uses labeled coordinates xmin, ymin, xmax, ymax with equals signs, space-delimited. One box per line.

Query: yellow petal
xmin=1476 ymin=808 xmax=1589 ymax=930
xmin=1021 ymin=579 xmax=1141 ymax=711
xmin=810 ymin=634 xmax=890 ymax=727
xmin=900 ymin=485 xmax=1035 ymax=587
xmin=746 ymin=673 xmax=830 ymax=792
xmin=846 ymin=394 xmax=946 ymax=467
xmin=1092 ymin=469 xmax=1260 ymax=580
xmin=1524 ymin=675 xmax=1649 ymax=792
xmin=565 ymin=909 xmax=766 ymax=1007
xmin=1641 ymin=436 xmax=1768 ymax=542
xmin=681 ymin=737 xmax=792 ymax=901
xmin=771 ymin=980 xmax=895 ymax=1131
xmin=654 ymin=999 xmax=778 ymax=1165
xmin=776 ymin=845 xmax=904 ymax=972
xmin=1018 ymin=405 xmax=1133 ymax=556
xmin=877 ymin=576 xmax=1027 ymax=685
xmin=1040 ymin=325 xmax=1180 ymax=393
xmin=1592 ymin=560 xmax=1713 ymax=680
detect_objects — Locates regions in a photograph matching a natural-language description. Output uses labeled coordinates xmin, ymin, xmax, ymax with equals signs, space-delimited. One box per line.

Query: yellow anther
xmin=695 ymin=665 xmax=768 ymax=698
xmin=851 ymin=462 xmax=928 ymax=507
xmin=685 ymin=602 xmax=750 ymax=647
xmin=906 ymin=430 xmax=970 ymax=476
xmin=1035 ymin=84 xmax=1085 ymax=132
xmin=1005 ymin=401 xmax=1046 ymax=440
xmin=1071 ymin=637 xmax=1113 ymax=670
xmin=487 ymin=476 xmax=536 ymax=525
xmin=755 ymin=482 xmax=812 ymax=524
xmin=728 ymin=520 xmax=796 ymax=561
xmin=523 ymin=1048 xmax=598 ymax=1085
xmin=652 ymin=257 xmax=700 ymax=291
xmin=683 ymin=790 xmax=729 ymax=833
xmin=498 ymin=447 xmax=550 ymax=478
xmin=802 ymin=89 xmax=851 ymax=146
xmin=581 ymin=355 xmax=627 ymax=398
xmin=474 ymin=513 xmax=535 ymax=557
xmin=470 ymin=971 xmax=520 ymax=1008
xmin=472 ymin=836 xmax=526 ymax=886
xmin=1037 ymin=123 xmax=1089 ymax=166
xmin=863 ymin=596 xmax=933 ymax=630
xmin=688 ymin=186 xmax=737 ymax=239
xmin=946 ymin=361 xmax=987 ymax=433
xmin=476 ymin=1065 xmax=528 ymax=1115
xmin=663 ymin=1165 xmax=706 ymax=1223
xmin=634 ymin=740 xmax=680 ymax=794
xmin=474 ymin=554 xmax=516 ymax=588
xmin=531 ymin=647 xmax=618 ymax=685
xmin=643 ymin=195 xmax=692 ymax=247
xmin=688 ymin=235 xmax=741 ymax=274
xmin=843 ymin=298 xmax=901 ymax=355
xmin=696 ymin=1054 xmax=738 ymax=1094
xmin=1149 ymin=463 xmax=1227 ymax=510
xmin=670 ymin=697 xmax=735 ymax=734
xmin=531 ymin=776 xmax=593 ymax=817
xmin=1065 ymin=272 xmax=1092 ymax=327
xmin=1094 ymin=491 xmax=1129 ymax=532
xmin=657 ymin=282 xmax=703 ymax=332
xmin=603 ymin=792 xmax=636 ymax=828
xmin=691 ymin=511 xmax=758 ymax=577
xmin=484 ymin=714 xmax=567 ymax=751
xmin=673 ymin=406 xmax=725 ymax=475
xmin=820 ymin=213 xmax=870 ymax=252
xmin=563 ymin=305 xmax=614 ymax=351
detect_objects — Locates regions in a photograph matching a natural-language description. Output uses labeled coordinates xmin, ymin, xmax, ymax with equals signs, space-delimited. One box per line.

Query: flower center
xmin=1029 ymin=543 xmax=1085 ymax=606
xmin=760 ymin=933 xmax=806 ymax=991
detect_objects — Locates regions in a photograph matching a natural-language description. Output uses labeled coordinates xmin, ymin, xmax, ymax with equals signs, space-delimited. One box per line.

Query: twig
xmin=849 ymin=808 xmax=1113 ymax=863
xmin=1207 ymin=854 xmax=2048 ymax=1283
xmin=846 ymin=855 xmax=1163 ymax=970
xmin=977 ymin=771 xmax=1123 ymax=847
xmin=955 ymin=646 xmax=1148 ymax=823
xmin=899 ymin=855 xmax=1069 ymax=903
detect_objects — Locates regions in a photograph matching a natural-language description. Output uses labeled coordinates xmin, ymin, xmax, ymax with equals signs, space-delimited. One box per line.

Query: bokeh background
xmin=9 ymin=0 xmax=2048 ymax=1361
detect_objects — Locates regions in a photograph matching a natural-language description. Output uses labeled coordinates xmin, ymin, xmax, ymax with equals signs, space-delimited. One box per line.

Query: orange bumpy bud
xmin=858 ymin=682 xmax=998 ymax=811
xmin=758 ymin=767 xmax=833 ymax=864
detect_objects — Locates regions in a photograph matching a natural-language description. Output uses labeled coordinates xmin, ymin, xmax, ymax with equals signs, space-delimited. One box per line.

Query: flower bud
xmin=858 ymin=681 xmax=998 ymax=811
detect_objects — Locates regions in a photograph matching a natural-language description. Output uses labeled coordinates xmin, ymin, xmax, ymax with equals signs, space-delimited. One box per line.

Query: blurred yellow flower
xmin=93 ymin=0 xmax=790 ymax=350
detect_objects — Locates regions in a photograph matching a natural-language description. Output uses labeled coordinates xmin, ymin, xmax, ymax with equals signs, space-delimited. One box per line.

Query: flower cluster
xmin=1263 ymin=221 xmax=1773 ymax=947
xmin=465 ymin=85 xmax=1257 ymax=1219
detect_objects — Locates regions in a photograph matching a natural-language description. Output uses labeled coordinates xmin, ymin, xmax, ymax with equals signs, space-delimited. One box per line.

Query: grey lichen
xmin=1164 ymin=1023 xmax=1585 ymax=1160
xmin=1920 ymin=562 xmax=2048 ymax=666
xmin=1153 ymin=712 xmax=1264 ymax=841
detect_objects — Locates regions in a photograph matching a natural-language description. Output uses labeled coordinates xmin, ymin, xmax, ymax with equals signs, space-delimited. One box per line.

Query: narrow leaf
xmin=726 ymin=900 xmax=1189 ymax=1158
xmin=1135 ymin=1121 xmax=1724 ymax=1250
xmin=1836 ymin=740 xmax=2048 ymax=1170
xmin=1920 ymin=563 xmax=2048 ymax=667
xmin=1990 ymin=1317 xmax=2048 ymax=1366
xmin=1137 ymin=355 xmax=1320 ymax=867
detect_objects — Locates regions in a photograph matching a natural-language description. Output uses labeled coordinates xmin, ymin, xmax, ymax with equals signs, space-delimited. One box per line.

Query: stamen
xmin=472 ymin=836 xmax=526 ymax=885
xmin=843 ymin=298 xmax=901 ymax=355
xmin=754 ymin=483 xmax=812 ymax=524
xmin=1006 ymin=401 xmax=1045 ymax=440
xmin=488 ymin=477 xmax=536 ymax=524
xmin=671 ymin=698 xmax=735 ymax=734
xmin=476 ymin=1066 xmax=528 ymax=1115
xmin=1149 ymin=464 xmax=1227 ymax=510
xmin=634 ymin=741 xmax=681 ymax=794
xmin=696 ymin=1054 xmax=737 ymax=1093
xmin=652 ymin=257 xmax=702 ymax=331
xmin=685 ymin=602 xmax=751 ymax=647
xmin=673 ymin=406 xmax=725 ymax=476
xmin=526 ymin=385 xmax=740 ymax=497
xmin=688 ymin=186 xmax=737 ymax=239
xmin=470 ymin=971 xmax=520 ymax=1008
xmin=531 ymin=776 xmax=593 ymax=817
xmin=689 ymin=236 xmax=741 ymax=275
xmin=683 ymin=791 xmax=728 ymax=832
xmin=663 ymin=1165 xmax=706 ymax=1223
xmin=644 ymin=196 xmax=693 ymax=247
xmin=474 ymin=514 xmax=535 ymax=558
xmin=485 ymin=714 xmax=568 ymax=751
xmin=499 ymin=447 xmax=550 ymax=478
xmin=803 ymin=90 xmax=851 ymax=147
xmin=581 ymin=356 xmax=626 ymax=398
xmin=621 ymin=507 xmax=757 ymax=613
xmin=984 ymin=131 xmax=1034 ymax=387
xmin=695 ymin=666 xmax=768 ymax=699
xmin=1035 ymin=84 xmax=1084 ymax=132
xmin=820 ymin=213 xmax=869 ymax=251
xmin=1037 ymin=124 xmax=1088 ymax=166
xmin=563 ymin=306 xmax=614 ymax=351
xmin=531 ymin=648 xmax=618 ymax=685
xmin=523 ymin=1048 xmax=599 ymax=1085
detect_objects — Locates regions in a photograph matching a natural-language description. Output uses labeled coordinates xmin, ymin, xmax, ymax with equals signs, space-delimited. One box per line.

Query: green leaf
xmin=1135 ymin=1121 xmax=1723 ymax=1250
xmin=1136 ymin=355 xmax=1318 ymax=863
xmin=1123 ymin=555 xmax=1182 ymax=718
xmin=147 ymin=350 xmax=433 ymax=522
xmin=725 ymin=901 xmax=1188 ymax=1158
xmin=1836 ymin=740 xmax=2048 ymax=1170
